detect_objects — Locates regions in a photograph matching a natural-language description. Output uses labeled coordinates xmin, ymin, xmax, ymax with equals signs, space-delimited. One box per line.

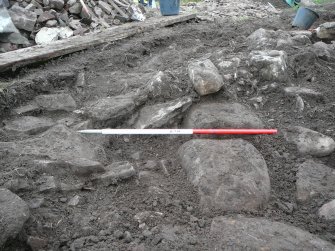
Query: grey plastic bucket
xmin=292 ymin=7 xmax=319 ymax=30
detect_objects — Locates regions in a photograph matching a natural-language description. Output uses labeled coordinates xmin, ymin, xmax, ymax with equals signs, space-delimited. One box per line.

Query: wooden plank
xmin=108 ymin=0 xmax=129 ymax=19
xmin=0 ymin=14 xmax=196 ymax=72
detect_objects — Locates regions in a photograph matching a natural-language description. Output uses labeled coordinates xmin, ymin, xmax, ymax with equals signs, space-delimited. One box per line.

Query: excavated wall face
xmin=1 ymin=1 xmax=335 ymax=250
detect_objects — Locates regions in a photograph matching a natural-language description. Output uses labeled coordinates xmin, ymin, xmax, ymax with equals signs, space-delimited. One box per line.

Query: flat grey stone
xmin=134 ymin=97 xmax=192 ymax=129
xmin=183 ymin=102 xmax=264 ymax=129
xmin=0 ymin=124 xmax=106 ymax=162
xmin=4 ymin=116 xmax=54 ymax=135
xmin=98 ymin=0 xmax=112 ymax=14
xmin=9 ymin=5 xmax=37 ymax=32
xmin=69 ymin=2 xmax=82 ymax=14
xmin=283 ymin=126 xmax=335 ymax=157
xmin=188 ymin=58 xmax=224 ymax=96
xmin=0 ymin=188 xmax=30 ymax=246
xmin=12 ymin=104 xmax=39 ymax=115
xmin=296 ymin=160 xmax=335 ymax=202
xmin=37 ymin=176 xmax=57 ymax=192
xmin=83 ymin=91 xmax=148 ymax=126
xmin=178 ymin=139 xmax=270 ymax=212
xmin=68 ymin=195 xmax=80 ymax=207
xmin=93 ymin=161 xmax=136 ymax=186
xmin=312 ymin=42 xmax=335 ymax=61
xmin=49 ymin=0 xmax=64 ymax=10
xmin=34 ymin=94 xmax=76 ymax=111
xmin=249 ymin=50 xmax=288 ymax=81
xmin=210 ymin=215 xmax=335 ymax=251
xmin=316 ymin=22 xmax=335 ymax=40
xmin=319 ymin=199 xmax=335 ymax=220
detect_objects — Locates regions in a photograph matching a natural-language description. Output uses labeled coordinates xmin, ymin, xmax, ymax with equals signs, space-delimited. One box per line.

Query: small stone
xmin=316 ymin=22 xmax=335 ymax=40
xmin=49 ymin=0 xmax=64 ymax=10
xmin=37 ymin=11 xmax=55 ymax=22
xmin=69 ymin=19 xmax=82 ymax=30
xmin=312 ymin=42 xmax=334 ymax=61
xmin=98 ymin=0 xmax=112 ymax=14
xmin=93 ymin=161 xmax=136 ymax=186
xmin=9 ymin=5 xmax=37 ymax=32
xmin=58 ymin=27 xmax=74 ymax=39
xmin=43 ymin=0 xmax=49 ymax=6
xmin=59 ymin=197 xmax=67 ymax=203
xmin=69 ymin=2 xmax=82 ymax=14
xmin=124 ymin=231 xmax=132 ymax=243
xmin=143 ymin=229 xmax=152 ymax=237
xmin=12 ymin=104 xmax=39 ymax=116
xmin=67 ymin=0 xmax=77 ymax=6
xmin=35 ymin=27 xmax=59 ymax=45
xmin=283 ymin=126 xmax=335 ymax=157
xmin=68 ymin=195 xmax=80 ymax=207
xmin=27 ymin=236 xmax=48 ymax=251
xmin=283 ymin=87 xmax=323 ymax=99
xmin=34 ymin=93 xmax=76 ymax=111
xmin=25 ymin=3 xmax=36 ymax=11
xmin=94 ymin=6 xmax=103 ymax=17
xmin=4 ymin=178 xmax=31 ymax=193
xmin=188 ymin=58 xmax=224 ymax=96
xmin=319 ymin=200 xmax=335 ymax=220
xmin=114 ymin=230 xmax=124 ymax=239
xmin=133 ymin=97 xmax=192 ymax=129
xmin=37 ymin=176 xmax=57 ymax=192
xmin=131 ymin=152 xmax=141 ymax=160
xmin=28 ymin=198 xmax=45 ymax=209
xmin=45 ymin=19 xmax=58 ymax=27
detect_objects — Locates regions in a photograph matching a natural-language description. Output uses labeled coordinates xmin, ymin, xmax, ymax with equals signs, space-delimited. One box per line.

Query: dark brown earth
xmin=1 ymin=1 xmax=335 ymax=250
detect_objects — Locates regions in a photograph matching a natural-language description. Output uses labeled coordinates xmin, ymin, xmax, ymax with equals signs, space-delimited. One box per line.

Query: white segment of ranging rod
xmin=78 ymin=129 xmax=194 ymax=135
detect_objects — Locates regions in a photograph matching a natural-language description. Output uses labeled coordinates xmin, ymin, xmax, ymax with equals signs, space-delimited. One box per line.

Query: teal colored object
xmin=284 ymin=0 xmax=297 ymax=7
xmin=159 ymin=0 xmax=180 ymax=16
xmin=292 ymin=7 xmax=319 ymax=30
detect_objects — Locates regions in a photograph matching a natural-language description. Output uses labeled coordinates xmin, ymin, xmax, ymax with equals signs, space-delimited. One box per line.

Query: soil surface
xmin=1 ymin=0 xmax=335 ymax=250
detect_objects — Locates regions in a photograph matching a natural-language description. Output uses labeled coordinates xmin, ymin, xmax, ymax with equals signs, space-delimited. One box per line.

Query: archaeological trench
xmin=1 ymin=0 xmax=335 ymax=250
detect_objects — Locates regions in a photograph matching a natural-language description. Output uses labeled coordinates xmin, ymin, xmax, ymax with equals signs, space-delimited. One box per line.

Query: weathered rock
xmin=0 ymin=188 xmax=30 ymax=246
xmin=134 ymin=97 xmax=192 ymax=129
xmin=312 ymin=41 xmax=335 ymax=61
xmin=58 ymin=27 xmax=73 ymax=39
xmin=213 ymin=55 xmax=241 ymax=81
xmin=188 ymin=59 xmax=224 ymax=96
xmin=146 ymin=71 xmax=183 ymax=99
xmin=247 ymin=28 xmax=290 ymax=50
xmin=35 ymin=27 xmax=59 ymax=44
xmin=291 ymin=34 xmax=311 ymax=45
xmin=37 ymin=11 xmax=55 ymax=22
xmin=296 ymin=160 xmax=335 ymax=202
xmin=0 ymin=124 xmax=106 ymax=162
xmin=27 ymin=236 xmax=48 ymax=251
xmin=69 ymin=2 xmax=82 ymax=14
xmin=249 ymin=50 xmax=287 ymax=81
xmin=289 ymin=30 xmax=312 ymax=38
xmin=28 ymin=198 xmax=45 ymax=209
xmin=210 ymin=215 xmax=335 ymax=250
xmin=45 ymin=19 xmax=58 ymax=27
xmin=34 ymin=93 xmax=76 ymax=111
xmin=83 ymin=91 xmax=147 ymax=126
xmin=65 ymin=158 xmax=105 ymax=176
xmin=37 ymin=176 xmax=58 ymax=192
xmin=4 ymin=116 xmax=54 ymax=135
xmin=4 ymin=178 xmax=31 ymax=193
xmin=183 ymin=102 xmax=264 ymax=129
xmin=178 ymin=139 xmax=270 ymax=212
xmin=98 ymin=0 xmax=112 ymax=14
xmin=49 ymin=0 xmax=64 ymax=9
xmin=283 ymin=87 xmax=323 ymax=99
xmin=68 ymin=19 xmax=82 ymax=30
xmin=316 ymin=22 xmax=335 ymax=40
xmin=319 ymin=200 xmax=335 ymax=220
xmin=68 ymin=195 xmax=80 ymax=207
xmin=9 ymin=5 xmax=37 ymax=32
xmin=93 ymin=161 xmax=136 ymax=186
xmin=283 ymin=126 xmax=335 ymax=157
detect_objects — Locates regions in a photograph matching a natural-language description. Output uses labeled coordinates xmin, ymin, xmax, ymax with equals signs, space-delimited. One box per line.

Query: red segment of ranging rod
xmin=192 ymin=129 xmax=278 ymax=135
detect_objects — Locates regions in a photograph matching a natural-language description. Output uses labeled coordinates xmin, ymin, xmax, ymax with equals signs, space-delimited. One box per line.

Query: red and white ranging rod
xmin=78 ymin=128 xmax=278 ymax=135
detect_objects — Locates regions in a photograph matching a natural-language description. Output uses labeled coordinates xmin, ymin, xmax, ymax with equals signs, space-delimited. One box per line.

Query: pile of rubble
xmin=0 ymin=0 xmax=146 ymax=51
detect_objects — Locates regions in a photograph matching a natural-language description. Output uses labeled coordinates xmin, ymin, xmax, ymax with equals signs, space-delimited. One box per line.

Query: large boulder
xmin=283 ymin=126 xmax=335 ymax=157
xmin=188 ymin=59 xmax=224 ymax=96
xmin=178 ymin=139 xmax=270 ymax=212
xmin=0 ymin=124 xmax=106 ymax=162
xmin=133 ymin=97 xmax=192 ymax=129
xmin=296 ymin=160 xmax=335 ymax=202
xmin=210 ymin=215 xmax=335 ymax=251
xmin=183 ymin=102 xmax=264 ymax=129
xmin=249 ymin=50 xmax=288 ymax=81
xmin=0 ymin=188 xmax=30 ymax=246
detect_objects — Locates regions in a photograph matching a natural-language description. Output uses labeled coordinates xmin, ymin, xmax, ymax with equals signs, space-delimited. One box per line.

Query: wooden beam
xmin=0 ymin=14 xmax=196 ymax=72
